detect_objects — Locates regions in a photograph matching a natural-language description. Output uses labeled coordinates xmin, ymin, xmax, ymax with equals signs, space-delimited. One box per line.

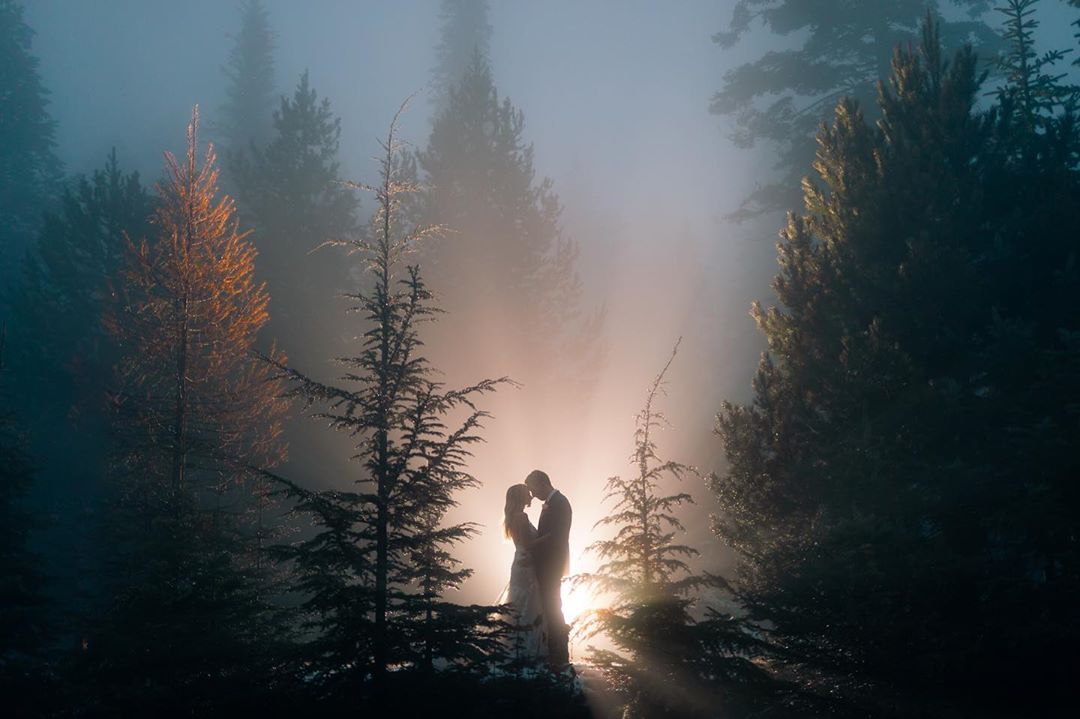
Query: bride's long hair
xmin=503 ymin=484 xmax=531 ymax=539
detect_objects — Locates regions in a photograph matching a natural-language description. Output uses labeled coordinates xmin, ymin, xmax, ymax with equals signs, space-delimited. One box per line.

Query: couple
xmin=503 ymin=469 xmax=572 ymax=669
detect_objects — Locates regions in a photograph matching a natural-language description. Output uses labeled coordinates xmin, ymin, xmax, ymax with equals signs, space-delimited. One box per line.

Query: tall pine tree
xmin=0 ymin=330 xmax=49 ymax=714
xmin=0 ymin=0 xmax=61 ymax=284
xmin=218 ymin=0 xmax=275 ymax=170
xmin=430 ymin=0 xmax=492 ymax=111
xmin=419 ymin=53 xmax=598 ymax=403
xmin=713 ymin=14 xmax=1080 ymax=716
xmin=232 ymin=71 xmax=359 ymax=369
xmin=264 ymin=102 xmax=507 ymax=699
xmin=88 ymin=108 xmax=290 ymax=714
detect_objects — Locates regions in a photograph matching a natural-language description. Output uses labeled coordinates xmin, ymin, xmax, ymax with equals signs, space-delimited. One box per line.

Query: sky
xmin=23 ymin=0 xmax=1078 ymax=632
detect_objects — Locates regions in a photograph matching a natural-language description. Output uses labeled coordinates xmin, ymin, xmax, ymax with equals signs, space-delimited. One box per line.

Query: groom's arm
xmin=529 ymin=499 xmax=570 ymax=550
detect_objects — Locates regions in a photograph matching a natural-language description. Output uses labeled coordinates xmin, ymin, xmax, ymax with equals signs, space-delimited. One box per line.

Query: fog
xmin=22 ymin=0 xmax=1076 ymax=624
xmin=19 ymin=0 xmax=782 ymax=622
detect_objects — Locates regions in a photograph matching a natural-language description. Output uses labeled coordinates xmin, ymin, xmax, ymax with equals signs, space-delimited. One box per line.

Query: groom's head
xmin=525 ymin=470 xmax=553 ymax=501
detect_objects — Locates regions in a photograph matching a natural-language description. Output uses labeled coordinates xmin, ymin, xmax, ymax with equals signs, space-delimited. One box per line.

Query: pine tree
xmin=710 ymin=0 xmax=1001 ymax=219
xmin=431 ymin=0 xmax=492 ymax=110
xmin=2 ymin=151 xmax=154 ymax=662
xmin=419 ymin=53 xmax=598 ymax=396
xmin=90 ymin=108 xmax=289 ymax=713
xmin=232 ymin=71 xmax=359 ymax=368
xmin=993 ymin=0 xmax=1078 ymax=129
xmin=713 ymin=15 xmax=1080 ymax=716
xmin=7 ymin=150 xmax=153 ymax=408
xmin=264 ymin=102 xmax=507 ymax=696
xmin=577 ymin=340 xmax=768 ymax=718
xmin=0 ymin=330 xmax=49 ymax=713
xmin=0 ymin=0 xmax=61 ymax=283
xmin=218 ymin=0 xmax=275 ymax=166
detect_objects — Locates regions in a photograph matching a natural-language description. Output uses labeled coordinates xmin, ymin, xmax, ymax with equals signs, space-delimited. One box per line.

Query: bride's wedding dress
xmin=505 ymin=515 xmax=547 ymax=663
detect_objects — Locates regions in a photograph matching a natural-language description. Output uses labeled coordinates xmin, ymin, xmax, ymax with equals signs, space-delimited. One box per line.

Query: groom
xmin=525 ymin=469 xmax=572 ymax=667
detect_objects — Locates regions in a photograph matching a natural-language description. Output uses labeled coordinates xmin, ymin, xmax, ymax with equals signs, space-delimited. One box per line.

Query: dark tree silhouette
xmin=0 ymin=0 xmax=61 ymax=282
xmin=264 ymin=102 xmax=508 ymax=694
xmin=713 ymin=15 xmax=1080 ymax=716
xmin=0 ymin=330 xmax=49 ymax=714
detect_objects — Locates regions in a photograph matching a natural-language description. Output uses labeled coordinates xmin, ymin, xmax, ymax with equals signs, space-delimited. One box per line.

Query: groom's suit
xmin=535 ymin=489 xmax=572 ymax=665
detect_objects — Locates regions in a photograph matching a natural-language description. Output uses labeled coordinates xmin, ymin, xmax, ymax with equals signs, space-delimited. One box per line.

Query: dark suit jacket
xmin=535 ymin=490 xmax=572 ymax=581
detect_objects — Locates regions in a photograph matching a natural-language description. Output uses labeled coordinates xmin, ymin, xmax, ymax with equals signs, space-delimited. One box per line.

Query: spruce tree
xmin=7 ymin=150 xmax=153 ymax=407
xmin=713 ymin=15 xmax=1080 ymax=715
xmin=232 ymin=71 xmax=359 ymax=368
xmin=218 ymin=0 xmax=275 ymax=167
xmin=431 ymin=0 xmax=492 ymax=110
xmin=419 ymin=53 xmax=597 ymax=394
xmin=264 ymin=102 xmax=507 ymax=695
xmin=0 ymin=0 xmax=61 ymax=283
xmin=710 ymin=0 xmax=1001 ymax=218
xmin=0 ymin=331 xmax=49 ymax=713
xmin=90 ymin=108 xmax=289 ymax=713
xmin=577 ymin=340 xmax=769 ymax=719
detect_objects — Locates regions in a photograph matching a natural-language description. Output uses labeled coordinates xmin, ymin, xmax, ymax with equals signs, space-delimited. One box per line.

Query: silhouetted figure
xmin=524 ymin=469 xmax=572 ymax=667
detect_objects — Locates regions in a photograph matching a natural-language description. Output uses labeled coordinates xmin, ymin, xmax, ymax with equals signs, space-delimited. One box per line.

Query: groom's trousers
xmin=537 ymin=568 xmax=569 ymax=665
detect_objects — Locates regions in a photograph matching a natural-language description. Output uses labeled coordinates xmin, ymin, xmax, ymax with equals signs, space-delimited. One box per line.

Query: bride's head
xmin=503 ymin=483 xmax=532 ymax=538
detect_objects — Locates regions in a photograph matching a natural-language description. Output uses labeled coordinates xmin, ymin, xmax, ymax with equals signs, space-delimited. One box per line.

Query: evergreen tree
xmin=88 ymin=108 xmax=290 ymax=713
xmin=7 ymin=150 xmax=153 ymax=410
xmin=577 ymin=340 xmax=769 ymax=719
xmin=710 ymin=0 xmax=1001 ymax=219
xmin=218 ymin=0 xmax=275 ymax=167
xmin=431 ymin=0 xmax=492 ymax=110
xmin=233 ymin=71 xmax=359 ymax=368
xmin=265 ymin=103 xmax=507 ymax=696
xmin=1 ymin=152 xmax=154 ymax=662
xmin=0 ymin=331 xmax=49 ymax=714
xmin=993 ymin=0 xmax=1078 ymax=129
xmin=713 ymin=15 xmax=1080 ymax=716
xmin=419 ymin=53 xmax=597 ymax=394
xmin=0 ymin=0 xmax=61 ymax=283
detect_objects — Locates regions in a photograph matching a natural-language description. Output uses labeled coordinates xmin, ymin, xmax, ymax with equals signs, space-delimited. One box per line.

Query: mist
xmin=5 ymin=1 xmax=1079 ymax=716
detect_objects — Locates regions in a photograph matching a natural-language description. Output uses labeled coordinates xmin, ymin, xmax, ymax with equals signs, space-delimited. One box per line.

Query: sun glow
xmin=561 ymin=583 xmax=594 ymax=627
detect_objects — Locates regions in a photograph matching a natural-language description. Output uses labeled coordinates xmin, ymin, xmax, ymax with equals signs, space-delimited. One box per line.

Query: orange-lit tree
xmin=96 ymin=107 xmax=289 ymax=712
xmin=265 ymin=102 xmax=508 ymax=695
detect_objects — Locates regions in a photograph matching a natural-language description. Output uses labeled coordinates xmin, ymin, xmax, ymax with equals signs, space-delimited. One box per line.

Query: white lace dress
xmin=505 ymin=514 xmax=547 ymax=663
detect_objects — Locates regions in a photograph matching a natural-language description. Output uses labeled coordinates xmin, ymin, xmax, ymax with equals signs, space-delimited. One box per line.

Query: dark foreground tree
xmin=264 ymin=102 xmax=509 ymax=700
xmin=84 ymin=108 xmax=290 ymax=714
xmin=0 ymin=331 xmax=49 ymax=715
xmin=2 ymin=151 xmax=155 ymax=662
xmin=577 ymin=340 xmax=773 ymax=719
xmin=713 ymin=15 xmax=1080 ymax=717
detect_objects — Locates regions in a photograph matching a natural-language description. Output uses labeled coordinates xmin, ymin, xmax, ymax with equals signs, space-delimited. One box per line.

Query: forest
xmin=1 ymin=1 xmax=1078 ymax=717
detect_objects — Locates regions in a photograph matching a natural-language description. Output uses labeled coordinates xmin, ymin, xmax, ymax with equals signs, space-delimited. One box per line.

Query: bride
xmin=501 ymin=483 xmax=547 ymax=663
